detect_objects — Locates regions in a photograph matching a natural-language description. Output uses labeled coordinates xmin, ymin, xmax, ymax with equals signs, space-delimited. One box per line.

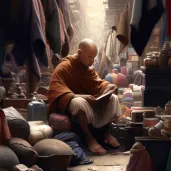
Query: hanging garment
xmin=58 ymin=7 xmax=70 ymax=57
xmin=8 ymin=0 xmax=32 ymax=66
xmin=56 ymin=0 xmax=73 ymax=39
xmin=130 ymin=0 xmax=164 ymax=56
xmin=58 ymin=8 xmax=65 ymax=46
xmin=130 ymin=0 xmax=143 ymax=30
xmin=160 ymin=1 xmax=170 ymax=48
xmin=106 ymin=29 xmax=120 ymax=65
xmin=11 ymin=0 xmax=48 ymax=67
xmin=28 ymin=0 xmax=46 ymax=92
xmin=166 ymin=0 xmax=171 ymax=38
xmin=98 ymin=28 xmax=119 ymax=78
xmin=116 ymin=4 xmax=129 ymax=53
xmin=0 ymin=109 xmax=11 ymax=145
xmin=31 ymin=0 xmax=48 ymax=67
xmin=0 ymin=0 xmax=48 ymax=68
xmin=41 ymin=0 xmax=62 ymax=55
xmin=37 ymin=0 xmax=54 ymax=73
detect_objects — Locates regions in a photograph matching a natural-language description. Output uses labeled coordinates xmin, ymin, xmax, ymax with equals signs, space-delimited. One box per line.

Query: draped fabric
xmin=130 ymin=0 xmax=164 ymax=56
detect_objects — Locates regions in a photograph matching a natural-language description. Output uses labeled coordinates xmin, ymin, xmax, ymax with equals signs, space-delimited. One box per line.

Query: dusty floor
xmin=68 ymin=153 xmax=130 ymax=171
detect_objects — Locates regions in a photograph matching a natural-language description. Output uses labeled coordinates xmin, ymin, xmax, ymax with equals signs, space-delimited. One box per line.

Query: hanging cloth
xmin=56 ymin=0 xmax=70 ymax=57
xmin=9 ymin=0 xmax=32 ymax=66
xmin=41 ymin=0 xmax=62 ymax=56
xmin=31 ymin=0 xmax=48 ymax=67
xmin=56 ymin=0 xmax=72 ymax=33
xmin=116 ymin=4 xmax=129 ymax=53
xmin=37 ymin=0 xmax=54 ymax=73
xmin=130 ymin=0 xmax=164 ymax=56
xmin=58 ymin=7 xmax=70 ymax=58
xmin=106 ymin=29 xmax=120 ymax=65
xmin=160 ymin=0 xmax=170 ymax=48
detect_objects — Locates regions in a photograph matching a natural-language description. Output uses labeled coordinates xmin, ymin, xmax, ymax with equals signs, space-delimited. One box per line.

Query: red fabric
xmin=0 ymin=109 xmax=11 ymax=144
xmin=126 ymin=150 xmax=153 ymax=171
xmin=49 ymin=113 xmax=71 ymax=131
xmin=166 ymin=0 xmax=171 ymax=38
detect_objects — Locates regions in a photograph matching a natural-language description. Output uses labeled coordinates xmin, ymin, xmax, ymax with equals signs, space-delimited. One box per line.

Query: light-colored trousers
xmin=69 ymin=94 xmax=122 ymax=128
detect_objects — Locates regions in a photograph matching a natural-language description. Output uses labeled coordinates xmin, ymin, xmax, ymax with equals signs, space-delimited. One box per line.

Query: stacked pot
xmin=144 ymin=41 xmax=171 ymax=69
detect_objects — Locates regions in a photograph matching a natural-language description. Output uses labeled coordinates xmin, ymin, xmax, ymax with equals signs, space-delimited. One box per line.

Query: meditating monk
xmin=48 ymin=39 xmax=122 ymax=154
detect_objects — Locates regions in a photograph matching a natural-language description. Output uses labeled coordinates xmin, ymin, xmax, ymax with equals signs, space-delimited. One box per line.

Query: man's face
xmin=78 ymin=47 xmax=97 ymax=67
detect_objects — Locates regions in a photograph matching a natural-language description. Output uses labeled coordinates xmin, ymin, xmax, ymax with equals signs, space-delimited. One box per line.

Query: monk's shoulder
xmin=54 ymin=56 xmax=73 ymax=72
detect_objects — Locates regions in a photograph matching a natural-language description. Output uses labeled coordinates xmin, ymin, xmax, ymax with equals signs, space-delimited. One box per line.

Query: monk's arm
xmin=103 ymin=84 xmax=118 ymax=95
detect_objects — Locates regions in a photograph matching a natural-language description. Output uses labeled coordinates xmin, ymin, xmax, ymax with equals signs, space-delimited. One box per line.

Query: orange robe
xmin=48 ymin=55 xmax=109 ymax=114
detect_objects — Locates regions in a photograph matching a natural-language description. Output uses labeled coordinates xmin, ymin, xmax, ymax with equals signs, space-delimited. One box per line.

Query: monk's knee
xmin=69 ymin=97 xmax=88 ymax=116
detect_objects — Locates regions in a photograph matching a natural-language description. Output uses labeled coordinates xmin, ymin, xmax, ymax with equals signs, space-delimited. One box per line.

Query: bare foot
xmin=104 ymin=133 xmax=120 ymax=147
xmin=87 ymin=137 xmax=106 ymax=154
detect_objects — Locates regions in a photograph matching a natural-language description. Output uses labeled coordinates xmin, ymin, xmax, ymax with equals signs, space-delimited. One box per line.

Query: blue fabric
xmin=54 ymin=131 xmax=87 ymax=166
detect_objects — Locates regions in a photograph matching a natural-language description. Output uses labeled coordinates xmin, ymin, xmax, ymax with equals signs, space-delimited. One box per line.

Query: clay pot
xmin=144 ymin=53 xmax=159 ymax=68
xmin=165 ymin=101 xmax=171 ymax=115
xmin=159 ymin=41 xmax=171 ymax=68
xmin=164 ymin=118 xmax=171 ymax=132
xmin=33 ymin=139 xmax=74 ymax=171
xmin=143 ymin=111 xmax=157 ymax=128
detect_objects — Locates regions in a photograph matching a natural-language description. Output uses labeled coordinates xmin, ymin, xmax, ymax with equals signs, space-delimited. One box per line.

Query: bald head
xmin=77 ymin=39 xmax=98 ymax=67
xmin=79 ymin=39 xmax=97 ymax=51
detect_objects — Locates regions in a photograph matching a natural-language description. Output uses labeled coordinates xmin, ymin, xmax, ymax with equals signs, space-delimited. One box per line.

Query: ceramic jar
xmin=143 ymin=111 xmax=158 ymax=128
xmin=144 ymin=53 xmax=159 ymax=68
xmin=165 ymin=101 xmax=171 ymax=115
xmin=159 ymin=41 xmax=171 ymax=68
xmin=143 ymin=118 xmax=158 ymax=128
xmin=28 ymin=92 xmax=48 ymax=122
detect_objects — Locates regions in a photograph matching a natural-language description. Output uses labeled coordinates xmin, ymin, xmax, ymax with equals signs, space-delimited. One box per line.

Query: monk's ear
xmin=78 ymin=49 xmax=82 ymax=55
